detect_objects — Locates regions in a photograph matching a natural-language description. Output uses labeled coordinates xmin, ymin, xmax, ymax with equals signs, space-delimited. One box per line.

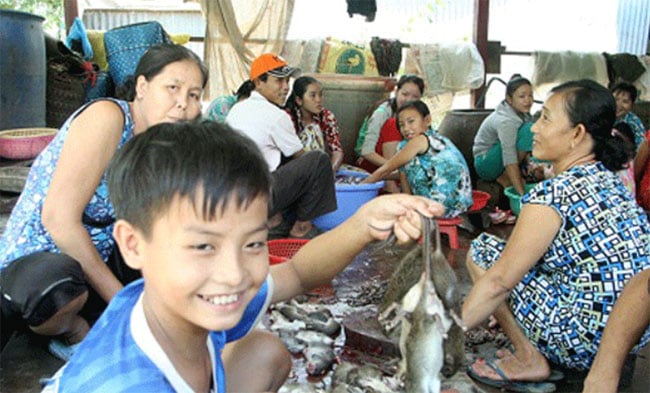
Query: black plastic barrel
xmin=0 ymin=10 xmax=46 ymax=131
xmin=438 ymin=109 xmax=494 ymax=186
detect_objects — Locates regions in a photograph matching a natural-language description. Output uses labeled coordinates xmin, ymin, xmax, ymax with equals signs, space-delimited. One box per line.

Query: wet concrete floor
xmin=0 ymin=208 xmax=649 ymax=392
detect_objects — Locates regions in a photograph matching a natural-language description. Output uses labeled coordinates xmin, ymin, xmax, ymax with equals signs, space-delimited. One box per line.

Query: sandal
xmin=467 ymin=358 xmax=557 ymax=393
xmin=489 ymin=208 xmax=512 ymax=225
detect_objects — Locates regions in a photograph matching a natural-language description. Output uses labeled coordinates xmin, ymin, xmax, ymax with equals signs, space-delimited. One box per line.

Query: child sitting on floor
xmin=41 ymin=120 xmax=442 ymax=392
xmin=363 ymin=100 xmax=473 ymax=217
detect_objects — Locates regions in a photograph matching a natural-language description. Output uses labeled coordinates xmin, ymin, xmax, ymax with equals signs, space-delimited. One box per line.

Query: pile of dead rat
xmin=267 ymin=216 xmax=476 ymax=393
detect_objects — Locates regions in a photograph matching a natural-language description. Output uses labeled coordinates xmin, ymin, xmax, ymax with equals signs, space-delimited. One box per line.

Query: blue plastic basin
xmin=313 ymin=170 xmax=385 ymax=231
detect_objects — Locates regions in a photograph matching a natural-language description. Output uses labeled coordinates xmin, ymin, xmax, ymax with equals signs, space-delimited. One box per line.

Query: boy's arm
xmin=582 ymin=269 xmax=650 ymax=393
xmin=270 ymin=194 xmax=443 ymax=303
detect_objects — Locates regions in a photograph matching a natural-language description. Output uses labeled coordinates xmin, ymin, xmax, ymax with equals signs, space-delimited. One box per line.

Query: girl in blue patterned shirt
xmin=363 ymin=100 xmax=473 ymax=217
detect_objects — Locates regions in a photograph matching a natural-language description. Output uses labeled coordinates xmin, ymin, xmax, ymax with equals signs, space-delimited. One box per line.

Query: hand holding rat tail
xmin=361 ymin=194 xmax=444 ymax=244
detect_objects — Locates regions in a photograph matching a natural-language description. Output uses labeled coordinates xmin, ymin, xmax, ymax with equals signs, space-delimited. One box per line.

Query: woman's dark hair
xmin=551 ymin=79 xmax=629 ymax=171
xmin=612 ymin=81 xmax=638 ymax=103
xmin=107 ymin=121 xmax=270 ymax=237
xmin=395 ymin=100 xmax=430 ymax=132
xmin=285 ymin=76 xmax=321 ymax=131
xmin=506 ymin=74 xmax=532 ymax=98
xmin=116 ymin=43 xmax=208 ymax=101
xmin=234 ymin=80 xmax=255 ymax=100
xmin=389 ymin=74 xmax=426 ymax=112
xmin=361 ymin=74 xmax=426 ymax=126
xmin=612 ymin=121 xmax=636 ymax=164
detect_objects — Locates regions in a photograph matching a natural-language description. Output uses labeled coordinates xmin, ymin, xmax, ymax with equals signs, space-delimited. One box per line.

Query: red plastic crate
xmin=268 ymin=239 xmax=310 ymax=265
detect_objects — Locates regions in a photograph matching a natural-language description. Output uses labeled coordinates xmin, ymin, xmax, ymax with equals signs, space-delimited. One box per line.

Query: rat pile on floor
xmin=263 ymin=277 xmax=503 ymax=393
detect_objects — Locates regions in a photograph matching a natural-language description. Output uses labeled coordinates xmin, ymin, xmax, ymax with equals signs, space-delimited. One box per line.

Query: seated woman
xmin=204 ymin=80 xmax=254 ymax=123
xmin=284 ymin=76 xmax=344 ymax=173
xmin=472 ymin=74 xmax=534 ymax=198
xmin=0 ymin=44 xmax=208 ymax=360
xmin=355 ymin=74 xmax=425 ymax=192
xmin=462 ymin=79 xmax=650 ymax=391
xmin=363 ymin=100 xmax=473 ymax=217
xmin=612 ymin=81 xmax=646 ymax=150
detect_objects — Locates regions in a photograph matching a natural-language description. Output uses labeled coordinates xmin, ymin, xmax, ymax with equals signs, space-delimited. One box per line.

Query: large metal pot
xmin=437 ymin=109 xmax=493 ymax=186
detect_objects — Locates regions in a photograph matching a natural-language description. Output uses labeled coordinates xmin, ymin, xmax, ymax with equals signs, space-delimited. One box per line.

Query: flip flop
xmin=467 ymin=359 xmax=557 ymax=393
xmin=489 ymin=208 xmax=511 ymax=224
xmin=493 ymin=349 xmax=564 ymax=382
xmin=548 ymin=369 xmax=565 ymax=382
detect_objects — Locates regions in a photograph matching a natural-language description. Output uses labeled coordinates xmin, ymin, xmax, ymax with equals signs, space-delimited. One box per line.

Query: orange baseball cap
xmin=250 ymin=53 xmax=300 ymax=81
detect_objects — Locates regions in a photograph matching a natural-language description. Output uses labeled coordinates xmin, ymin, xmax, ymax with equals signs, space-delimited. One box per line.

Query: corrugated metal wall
xmin=82 ymin=7 xmax=205 ymax=56
xmin=617 ymin=0 xmax=650 ymax=54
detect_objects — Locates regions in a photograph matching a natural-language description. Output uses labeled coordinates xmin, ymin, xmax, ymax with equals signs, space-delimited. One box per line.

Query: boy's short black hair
xmin=107 ymin=121 xmax=271 ymax=238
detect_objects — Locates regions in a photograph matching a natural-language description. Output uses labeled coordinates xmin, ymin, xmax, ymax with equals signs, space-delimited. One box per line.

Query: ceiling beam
xmin=63 ymin=0 xmax=79 ymax=34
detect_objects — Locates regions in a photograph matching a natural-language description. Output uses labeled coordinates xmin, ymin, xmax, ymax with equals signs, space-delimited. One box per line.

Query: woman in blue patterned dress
xmin=0 ymin=43 xmax=207 ymax=359
xmin=462 ymin=79 xmax=650 ymax=390
xmin=363 ymin=100 xmax=473 ymax=217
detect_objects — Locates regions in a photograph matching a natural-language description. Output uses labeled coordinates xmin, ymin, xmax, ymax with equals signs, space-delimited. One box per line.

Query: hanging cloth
xmin=346 ymin=0 xmax=377 ymax=22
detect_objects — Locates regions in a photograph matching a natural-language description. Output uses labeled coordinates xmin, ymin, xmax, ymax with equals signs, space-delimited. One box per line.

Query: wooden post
xmin=63 ymin=0 xmax=79 ymax=34
xmin=472 ymin=0 xmax=489 ymax=109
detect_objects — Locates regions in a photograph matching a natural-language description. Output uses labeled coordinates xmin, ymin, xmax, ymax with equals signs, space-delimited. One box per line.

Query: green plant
xmin=0 ymin=0 xmax=64 ymax=37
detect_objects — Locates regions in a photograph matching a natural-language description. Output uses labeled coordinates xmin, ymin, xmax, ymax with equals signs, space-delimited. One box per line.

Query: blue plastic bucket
xmin=0 ymin=10 xmax=46 ymax=131
xmin=313 ymin=170 xmax=385 ymax=231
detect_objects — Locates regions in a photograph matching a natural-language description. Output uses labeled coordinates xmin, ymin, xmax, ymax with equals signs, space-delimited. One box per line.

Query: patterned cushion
xmin=317 ymin=37 xmax=379 ymax=76
xmin=104 ymin=21 xmax=172 ymax=88
xmin=88 ymin=30 xmax=190 ymax=72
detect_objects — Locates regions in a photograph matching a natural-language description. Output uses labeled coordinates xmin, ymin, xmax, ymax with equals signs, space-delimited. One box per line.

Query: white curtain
xmin=200 ymin=0 xmax=295 ymax=100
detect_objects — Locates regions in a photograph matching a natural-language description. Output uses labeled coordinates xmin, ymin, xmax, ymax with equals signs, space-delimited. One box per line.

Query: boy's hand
xmin=357 ymin=194 xmax=444 ymax=244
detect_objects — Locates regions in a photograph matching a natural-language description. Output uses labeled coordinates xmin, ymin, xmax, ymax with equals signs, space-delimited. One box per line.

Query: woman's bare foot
xmin=269 ymin=213 xmax=283 ymax=228
xmin=495 ymin=347 xmax=514 ymax=359
xmin=488 ymin=315 xmax=500 ymax=329
xmin=289 ymin=220 xmax=314 ymax=238
xmin=470 ymin=350 xmax=551 ymax=382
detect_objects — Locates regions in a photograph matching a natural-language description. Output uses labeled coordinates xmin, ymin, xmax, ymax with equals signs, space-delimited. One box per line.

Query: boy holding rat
xmin=42 ymin=121 xmax=442 ymax=392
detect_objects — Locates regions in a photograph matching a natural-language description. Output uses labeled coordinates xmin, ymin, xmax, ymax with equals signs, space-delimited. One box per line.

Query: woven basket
xmin=0 ymin=128 xmax=58 ymax=160
xmin=46 ymin=59 xmax=86 ymax=128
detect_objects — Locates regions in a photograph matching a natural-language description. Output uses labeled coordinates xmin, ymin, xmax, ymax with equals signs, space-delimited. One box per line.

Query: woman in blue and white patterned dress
xmin=0 ymin=43 xmax=207 ymax=359
xmin=363 ymin=100 xmax=473 ymax=217
xmin=462 ymin=79 xmax=650 ymax=390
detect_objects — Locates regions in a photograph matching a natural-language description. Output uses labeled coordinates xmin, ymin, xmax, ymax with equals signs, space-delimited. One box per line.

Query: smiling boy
xmin=42 ymin=121 xmax=442 ymax=392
